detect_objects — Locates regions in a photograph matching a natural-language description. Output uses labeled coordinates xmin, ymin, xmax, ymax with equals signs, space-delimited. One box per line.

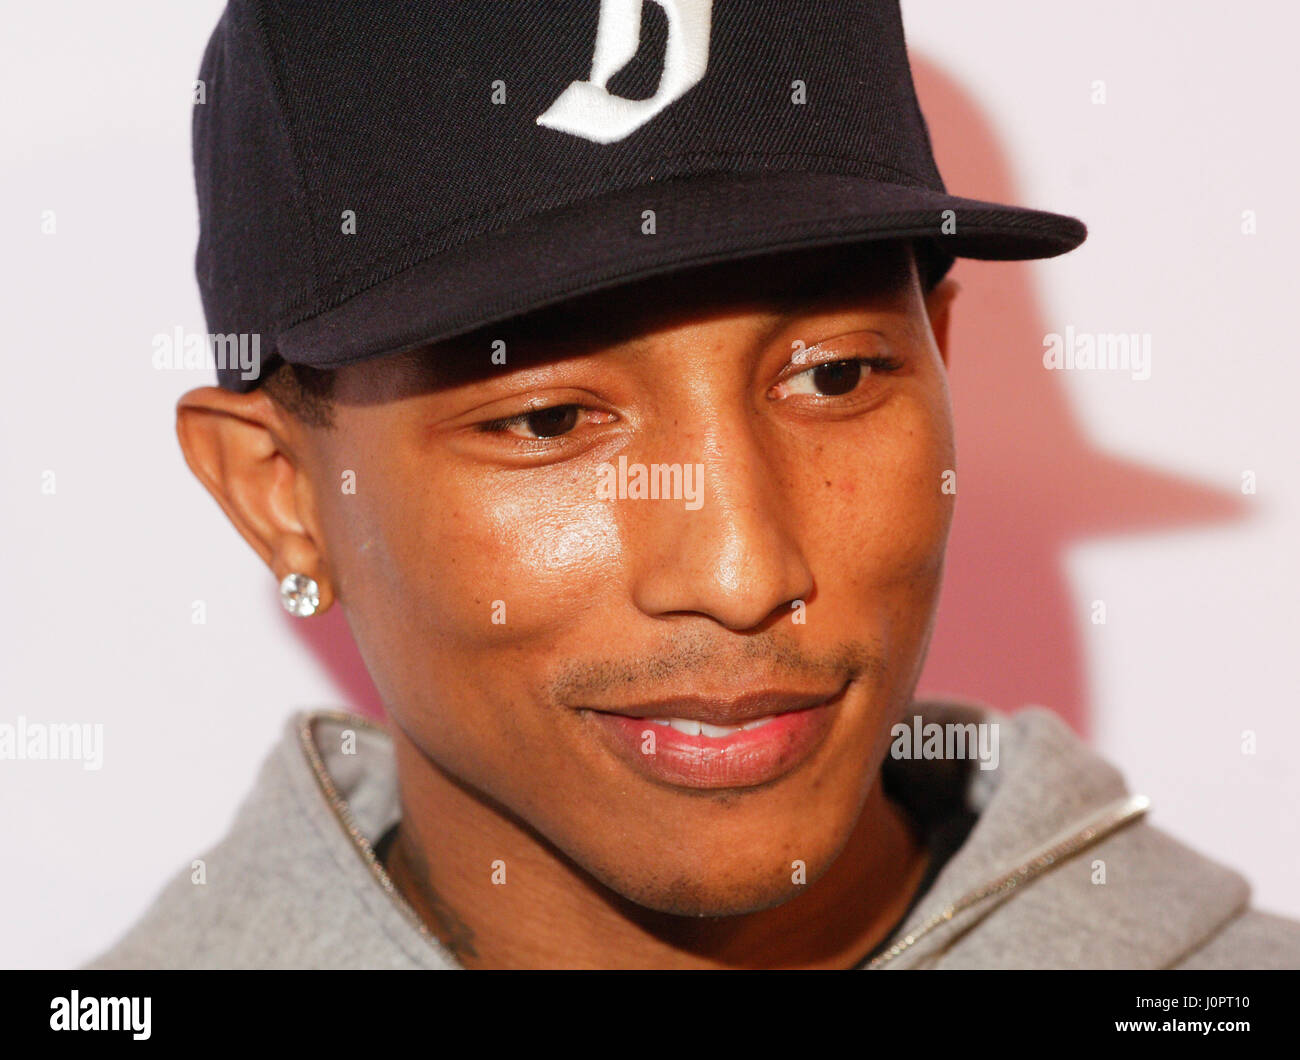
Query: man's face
xmin=295 ymin=241 xmax=956 ymax=915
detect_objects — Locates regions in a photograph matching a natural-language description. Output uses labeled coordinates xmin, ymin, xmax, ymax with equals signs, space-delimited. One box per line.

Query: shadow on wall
xmin=288 ymin=54 xmax=1247 ymax=737
xmin=909 ymin=54 xmax=1244 ymax=736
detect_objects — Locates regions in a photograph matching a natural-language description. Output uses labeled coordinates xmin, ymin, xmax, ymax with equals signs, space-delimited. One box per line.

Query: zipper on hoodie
xmin=867 ymin=793 xmax=1151 ymax=968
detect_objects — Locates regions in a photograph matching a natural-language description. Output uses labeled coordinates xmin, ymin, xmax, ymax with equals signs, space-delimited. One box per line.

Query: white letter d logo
xmin=536 ymin=0 xmax=713 ymax=144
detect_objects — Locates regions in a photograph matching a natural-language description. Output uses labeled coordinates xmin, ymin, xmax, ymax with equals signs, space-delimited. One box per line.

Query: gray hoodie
xmin=85 ymin=699 xmax=1300 ymax=969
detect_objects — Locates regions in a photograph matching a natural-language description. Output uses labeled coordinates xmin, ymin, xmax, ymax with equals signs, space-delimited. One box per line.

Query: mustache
xmin=546 ymin=627 xmax=886 ymax=704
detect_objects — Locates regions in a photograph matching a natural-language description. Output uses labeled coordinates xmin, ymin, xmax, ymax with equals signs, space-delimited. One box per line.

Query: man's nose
xmin=624 ymin=410 xmax=815 ymax=632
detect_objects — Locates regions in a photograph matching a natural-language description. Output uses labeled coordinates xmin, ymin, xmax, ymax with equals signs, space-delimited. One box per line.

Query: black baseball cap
xmin=195 ymin=0 xmax=1086 ymax=392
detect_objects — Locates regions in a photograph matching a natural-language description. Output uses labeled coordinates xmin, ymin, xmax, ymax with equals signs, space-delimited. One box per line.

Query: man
xmin=89 ymin=0 xmax=1299 ymax=969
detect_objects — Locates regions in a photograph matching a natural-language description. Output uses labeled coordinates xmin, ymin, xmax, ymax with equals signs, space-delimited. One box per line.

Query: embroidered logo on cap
xmin=537 ymin=0 xmax=713 ymax=144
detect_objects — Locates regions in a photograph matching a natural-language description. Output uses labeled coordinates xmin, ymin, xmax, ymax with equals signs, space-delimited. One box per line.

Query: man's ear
xmin=923 ymin=276 xmax=960 ymax=369
xmin=175 ymin=386 xmax=336 ymax=615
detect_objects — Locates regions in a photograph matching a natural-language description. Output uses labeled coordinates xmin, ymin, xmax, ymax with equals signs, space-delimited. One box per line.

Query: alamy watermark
xmin=595 ymin=455 xmax=704 ymax=510
xmin=152 ymin=326 xmax=261 ymax=382
xmin=890 ymin=714 xmax=999 ymax=771
xmin=50 ymin=992 xmax=150 ymax=1040
xmin=1043 ymin=325 xmax=1151 ymax=381
xmin=0 ymin=716 xmax=103 ymax=770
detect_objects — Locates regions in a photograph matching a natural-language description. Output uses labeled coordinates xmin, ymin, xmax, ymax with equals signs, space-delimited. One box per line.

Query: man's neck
xmin=383 ymin=725 xmax=931 ymax=969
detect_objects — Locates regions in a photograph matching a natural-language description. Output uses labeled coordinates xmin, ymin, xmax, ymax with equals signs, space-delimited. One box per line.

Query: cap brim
xmin=258 ymin=169 xmax=1084 ymax=389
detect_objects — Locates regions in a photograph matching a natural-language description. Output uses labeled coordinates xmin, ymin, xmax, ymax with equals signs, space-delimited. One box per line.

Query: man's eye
xmin=477 ymin=404 xmax=586 ymax=439
xmin=772 ymin=356 xmax=901 ymax=399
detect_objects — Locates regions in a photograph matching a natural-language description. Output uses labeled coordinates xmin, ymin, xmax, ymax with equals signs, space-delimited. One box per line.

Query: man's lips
xmin=581 ymin=687 xmax=842 ymax=727
xmin=578 ymin=682 xmax=849 ymax=790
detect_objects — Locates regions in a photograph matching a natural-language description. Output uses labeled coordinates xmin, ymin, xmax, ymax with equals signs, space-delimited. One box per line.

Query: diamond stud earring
xmin=279 ymin=573 xmax=321 ymax=618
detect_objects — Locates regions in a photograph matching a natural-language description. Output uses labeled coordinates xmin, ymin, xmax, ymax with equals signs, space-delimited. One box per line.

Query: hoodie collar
xmin=872 ymin=700 xmax=1248 ymax=968
xmin=298 ymin=700 xmax=1248 ymax=969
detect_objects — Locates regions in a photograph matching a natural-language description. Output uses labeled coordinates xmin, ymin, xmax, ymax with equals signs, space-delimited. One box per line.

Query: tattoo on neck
xmin=385 ymin=829 xmax=479 ymax=962
xmin=425 ymin=889 xmax=478 ymax=961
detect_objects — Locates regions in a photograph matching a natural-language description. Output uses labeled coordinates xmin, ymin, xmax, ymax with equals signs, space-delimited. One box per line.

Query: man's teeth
xmin=646 ymin=716 xmax=777 ymax=736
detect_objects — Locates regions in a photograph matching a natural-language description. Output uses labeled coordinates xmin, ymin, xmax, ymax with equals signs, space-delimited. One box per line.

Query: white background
xmin=1 ymin=1 xmax=1296 ymax=967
